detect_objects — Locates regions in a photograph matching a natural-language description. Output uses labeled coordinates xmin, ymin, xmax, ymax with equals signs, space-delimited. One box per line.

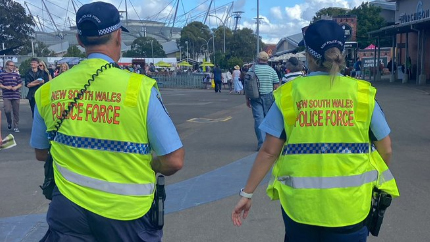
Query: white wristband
xmin=239 ymin=188 xmax=253 ymax=199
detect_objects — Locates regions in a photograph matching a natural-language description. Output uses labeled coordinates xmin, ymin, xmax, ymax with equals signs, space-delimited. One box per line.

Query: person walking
xmin=232 ymin=65 xmax=243 ymax=94
xmin=24 ymin=58 xmax=47 ymax=118
xmin=354 ymin=57 xmax=362 ymax=79
xmin=246 ymin=51 xmax=279 ymax=150
xmin=0 ymin=60 xmax=22 ymax=132
xmin=232 ymin=20 xmax=399 ymax=241
xmin=281 ymin=57 xmax=304 ymax=84
xmin=30 ymin=2 xmax=184 ymax=241
xmin=226 ymin=68 xmax=233 ymax=93
xmin=212 ymin=64 xmax=222 ymax=93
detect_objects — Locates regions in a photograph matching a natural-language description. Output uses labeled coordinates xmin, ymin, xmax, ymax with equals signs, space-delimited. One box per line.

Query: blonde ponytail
xmin=306 ymin=47 xmax=346 ymax=86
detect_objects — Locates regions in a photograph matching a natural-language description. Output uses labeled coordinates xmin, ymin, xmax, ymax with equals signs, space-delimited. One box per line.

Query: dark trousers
xmin=3 ymin=99 xmax=20 ymax=128
xmin=40 ymin=187 xmax=163 ymax=242
xmin=214 ymin=80 xmax=222 ymax=92
xmin=29 ymin=97 xmax=36 ymax=118
xmin=281 ymin=208 xmax=368 ymax=242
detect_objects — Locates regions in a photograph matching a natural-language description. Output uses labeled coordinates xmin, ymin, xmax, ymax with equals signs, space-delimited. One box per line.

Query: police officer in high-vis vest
xmin=30 ymin=2 xmax=184 ymax=241
xmin=232 ymin=20 xmax=399 ymax=241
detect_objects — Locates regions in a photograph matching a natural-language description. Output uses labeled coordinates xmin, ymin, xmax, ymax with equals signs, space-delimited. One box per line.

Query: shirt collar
xmin=88 ymin=53 xmax=115 ymax=63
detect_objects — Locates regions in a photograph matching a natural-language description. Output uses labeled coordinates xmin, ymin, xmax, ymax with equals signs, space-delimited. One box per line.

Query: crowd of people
xmin=0 ymin=58 xmax=71 ymax=140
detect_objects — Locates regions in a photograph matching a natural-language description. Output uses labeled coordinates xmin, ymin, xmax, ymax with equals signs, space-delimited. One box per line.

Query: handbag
xmin=39 ymin=63 xmax=118 ymax=200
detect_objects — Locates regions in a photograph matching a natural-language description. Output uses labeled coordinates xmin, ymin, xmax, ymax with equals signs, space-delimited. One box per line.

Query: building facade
xmin=370 ymin=0 xmax=430 ymax=84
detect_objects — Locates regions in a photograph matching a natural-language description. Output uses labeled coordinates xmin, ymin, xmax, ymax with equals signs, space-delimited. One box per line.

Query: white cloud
xmin=285 ymin=4 xmax=303 ymax=21
xmin=270 ymin=6 xmax=283 ymax=20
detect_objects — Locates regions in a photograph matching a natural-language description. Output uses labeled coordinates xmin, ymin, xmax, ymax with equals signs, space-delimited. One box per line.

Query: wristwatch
xmin=239 ymin=188 xmax=253 ymax=199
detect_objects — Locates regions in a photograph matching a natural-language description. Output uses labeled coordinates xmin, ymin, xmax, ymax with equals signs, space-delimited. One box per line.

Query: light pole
xmin=209 ymin=14 xmax=230 ymax=53
xmin=150 ymin=40 xmax=154 ymax=64
xmin=256 ymin=0 xmax=260 ymax=56
xmin=198 ymin=36 xmax=213 ymax=61
xmin=185 ymin=41 xmax=189 ymax=61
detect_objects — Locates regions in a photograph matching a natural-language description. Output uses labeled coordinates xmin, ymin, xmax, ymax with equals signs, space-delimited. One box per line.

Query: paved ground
xmin=1 ymin=80 xmax=430 ymax=241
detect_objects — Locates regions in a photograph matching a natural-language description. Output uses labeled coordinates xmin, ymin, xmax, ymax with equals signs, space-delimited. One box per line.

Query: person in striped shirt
xmin=282 ymin=57 xmax=304 ymax=84
xmin=246 ymin=51 xmax=280 ymax=150
xmin=0 ymin=61 xmax=22 ymax=132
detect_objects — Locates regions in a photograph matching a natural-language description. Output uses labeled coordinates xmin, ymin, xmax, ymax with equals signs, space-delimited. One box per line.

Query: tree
xmin=312 ymin=7 xmax=349 ymax=22
xmin=34 ymin=41 xmax=56 ymax=57
xmin=179 ymin=21 xmax=212 ymax=61
xmin=0 ymin=0 xmax=35 ymax=54
xmin=229 ymin=28 xmax=258 ymax=63
xmin=227 ymin=57 xmax=243 ymax=69
xmin=63 ymin=45 xmax=86 ymax=58
xmin=350 ymin=2 xmax=386 ymax=48
xmin=123 ymin=37 xmax=165 ymax=58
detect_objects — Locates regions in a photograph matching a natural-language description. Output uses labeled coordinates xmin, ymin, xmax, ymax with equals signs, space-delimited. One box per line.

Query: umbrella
xmin=155 ymin=61 xmax=172 ymax=67
xmin=200 ymin=62 xmax=214 ymax=67
xmin=178 ymin=61 xmax=192 ymax=67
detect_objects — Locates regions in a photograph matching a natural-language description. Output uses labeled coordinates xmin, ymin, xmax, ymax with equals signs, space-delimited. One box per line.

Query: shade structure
xmin=178 ymin=61 xmax=192 ymax=67
xmin=155 ymin=61 xmax=172 ymax=67
xmin=200 ymin=62 xmax=214 ymax=67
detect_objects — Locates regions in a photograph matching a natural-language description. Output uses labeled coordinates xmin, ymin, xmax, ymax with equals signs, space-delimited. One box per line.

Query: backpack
xmin=244 ymin=64 xmax=260 ymax=99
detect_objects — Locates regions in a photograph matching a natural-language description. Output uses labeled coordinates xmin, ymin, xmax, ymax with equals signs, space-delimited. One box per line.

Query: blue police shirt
xmin=30 ymin=53 xmax=182 ymax=156
xmin=260 ymin=72 xmax=390 ymax=141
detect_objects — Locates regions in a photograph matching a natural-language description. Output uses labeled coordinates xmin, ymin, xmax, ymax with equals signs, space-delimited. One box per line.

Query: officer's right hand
xmin=232 ymin=197 xmax=252 ymax=227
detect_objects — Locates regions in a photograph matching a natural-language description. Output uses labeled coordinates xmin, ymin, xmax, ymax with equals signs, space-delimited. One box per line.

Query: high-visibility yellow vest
xmin=35 ymin=59 xmax=158 ymax=220
xmin=267 ymin=75 xmax=399 ymax=227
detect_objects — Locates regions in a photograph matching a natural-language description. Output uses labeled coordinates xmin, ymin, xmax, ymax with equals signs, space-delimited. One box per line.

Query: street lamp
xmin=198 ymin=36 xmax=213 ymax=61
xmin=209 ymin=14 xmax=230 ymax=54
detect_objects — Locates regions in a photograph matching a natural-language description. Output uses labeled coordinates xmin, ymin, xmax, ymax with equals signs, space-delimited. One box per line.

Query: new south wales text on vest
xmin=295 ymin=99 xmax=354 ymax=127
xmin=50 ymin=89 xmax=122 ymax=124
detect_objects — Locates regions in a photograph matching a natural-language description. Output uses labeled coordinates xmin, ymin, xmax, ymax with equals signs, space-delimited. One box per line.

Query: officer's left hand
xmin=231 ymin=197 xmax=252 ymax=227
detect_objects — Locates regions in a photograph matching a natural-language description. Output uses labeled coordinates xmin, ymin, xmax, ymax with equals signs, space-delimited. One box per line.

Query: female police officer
xmin=231 ymin=20 xmax=399 ymax=241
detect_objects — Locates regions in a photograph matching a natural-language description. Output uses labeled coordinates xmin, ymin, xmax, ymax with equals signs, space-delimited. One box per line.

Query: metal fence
xmin=152 ymin=73 xmax=208 ymax=89
xmin=2 ymin=73 xmax=208 ymax=100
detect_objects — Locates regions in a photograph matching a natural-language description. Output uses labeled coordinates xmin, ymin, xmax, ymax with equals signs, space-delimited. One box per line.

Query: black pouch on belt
xmin=150 ymin=175 xmax=166 ymax=230
xmin=40 ymin=152 xmax=55 ymax=200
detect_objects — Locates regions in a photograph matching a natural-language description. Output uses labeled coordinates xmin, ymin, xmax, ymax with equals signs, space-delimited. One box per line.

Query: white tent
xmin=270 ymin=51 xmax=306 ymax=62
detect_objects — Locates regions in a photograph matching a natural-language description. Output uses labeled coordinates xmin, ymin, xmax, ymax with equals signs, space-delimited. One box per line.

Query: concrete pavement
xmin=1 ymin=81 xmax=430 ymax=241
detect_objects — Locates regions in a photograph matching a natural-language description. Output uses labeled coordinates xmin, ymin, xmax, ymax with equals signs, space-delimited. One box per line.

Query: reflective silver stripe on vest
xmin=55 ymin=162 xmax=154 ymax=196
xmin=278 ymin=170 xmax=378 ymax=189
xmin=282 ymin=143 xmax=370 ymax=155
xmin=380 ymin=169 xmax=394 ymax=184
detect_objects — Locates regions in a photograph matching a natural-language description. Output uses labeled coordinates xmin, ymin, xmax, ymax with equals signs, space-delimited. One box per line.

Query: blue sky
xmin=18 ymin=0 xmax=366 ymax=44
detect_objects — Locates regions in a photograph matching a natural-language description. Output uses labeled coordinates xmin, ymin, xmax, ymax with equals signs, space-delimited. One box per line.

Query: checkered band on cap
xmin=282 ymin=143 xmax=370 ymax=155
xmin=306 ymin=46 xmax=323 ymax=60
xmin=55 ymin=133 xmax=151 ymax=155
xmin=98 ymin=22 xmax=121 ymax=36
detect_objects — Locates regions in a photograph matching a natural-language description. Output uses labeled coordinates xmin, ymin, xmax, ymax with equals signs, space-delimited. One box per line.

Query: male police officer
xmin=30 ymin=2 xmax=184 ymax=241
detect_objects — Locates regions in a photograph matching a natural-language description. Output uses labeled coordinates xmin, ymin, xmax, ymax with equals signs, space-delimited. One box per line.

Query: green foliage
xmin=312 ymin=3 xmax=388 ymax=48
xmin=350 ymin=2 xmax=386 ymax=48
xmin=229 ymin=28 xmax=258 ymax=63
xmin=18 ymin=58 xmax=32 ymax=77
xmin=123 ymin=37 xmax=165 ymax=58
xmin=227 ymin=57 xmax=243 ymax=69
xmin=64 ymin=45 xmax=86 ymax=58
xmin=35 ymin=41 xmax=56 ymax=57
xmin=0 ymin=0 xmax=35 ymax=54
xmin=179 ymin=21 xmax=212 ymax=60
xmin=312 ymin=7 xmax=349 ymax=22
